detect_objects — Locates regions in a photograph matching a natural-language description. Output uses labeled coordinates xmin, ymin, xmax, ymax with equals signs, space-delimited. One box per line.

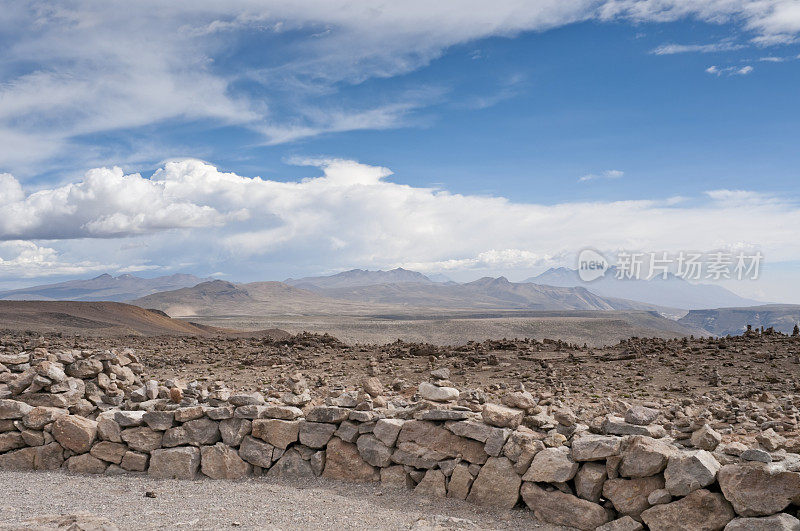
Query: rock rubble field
xmin=1 ymin=328 xmax=800 ymax=530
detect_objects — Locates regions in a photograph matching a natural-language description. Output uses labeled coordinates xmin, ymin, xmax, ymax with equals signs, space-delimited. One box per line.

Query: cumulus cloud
xmin=0 ymin=166 xmax=232 ymax=240
xmin=3 ymin=1 xmax=800 ymax=174
xmin=578 ymin=169 xmax=624 ymax=182
xmin=2 ymin=159 xmax=800 ymax=281
xmin=0 ymin=241 xmax=111 ymax=278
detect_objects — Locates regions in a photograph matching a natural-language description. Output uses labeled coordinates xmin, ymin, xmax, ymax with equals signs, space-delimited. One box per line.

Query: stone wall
xmin=2 ymin=348 xmax=800 ymax=530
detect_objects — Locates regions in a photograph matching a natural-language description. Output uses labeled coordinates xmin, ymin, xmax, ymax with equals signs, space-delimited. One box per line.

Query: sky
xmin=1 ymin=1 xmax=799 ymax=302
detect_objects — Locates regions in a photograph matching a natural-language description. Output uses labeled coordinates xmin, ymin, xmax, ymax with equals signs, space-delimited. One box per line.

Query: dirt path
xmin=0 ymin=471 xmax=561 ymax=530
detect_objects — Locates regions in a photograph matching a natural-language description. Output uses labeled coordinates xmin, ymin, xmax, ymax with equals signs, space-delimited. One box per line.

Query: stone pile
xmin=2 ymin=349 xmax=800 ymax=530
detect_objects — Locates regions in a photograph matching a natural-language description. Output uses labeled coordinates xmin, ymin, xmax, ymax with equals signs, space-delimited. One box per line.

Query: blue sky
xmin=1 ymin=1 xmax=800 ymax=302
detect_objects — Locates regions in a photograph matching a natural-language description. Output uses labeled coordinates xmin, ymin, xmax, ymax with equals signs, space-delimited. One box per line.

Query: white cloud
xmin=578 ymin=169 xmax=624 ymax=182
xmin=652 ymin=41 xmax=745 ymax=54
xmin=0 ymin=166 xmax=232 ymax=240
xmin=0 ymin=241 xmax=111 ymax=278
xmin=705 ymin=64 xmax=753 ymax=75
xmin=3 ymin=1 xmax=800 ymax=174
xmin=3 ymin=159 xmax=800 ymax=282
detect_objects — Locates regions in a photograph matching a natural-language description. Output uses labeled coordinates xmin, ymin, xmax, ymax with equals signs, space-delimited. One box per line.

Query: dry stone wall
xmin=2 ymin=347 xmax=800 ymax=530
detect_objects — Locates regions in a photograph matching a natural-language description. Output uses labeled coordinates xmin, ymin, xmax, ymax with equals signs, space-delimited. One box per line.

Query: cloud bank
xmin=2 ymin=159 xmax=799 ymax=280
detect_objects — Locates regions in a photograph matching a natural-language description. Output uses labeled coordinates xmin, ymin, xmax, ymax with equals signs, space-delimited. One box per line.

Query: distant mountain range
xmin=526 ymin=267 xmax=761 ymax=310
xmin=132 ymin=274 xmax=670 ymax=318
xmin=0 ymin=273 xmax=207 ymax=302
xmin=678 ymin=304 xmax=800 ymax=336
xmin=285 ymin=268 xmax=433 ymax=290
xmin=5 ymin=268 xmax=796 ymax=339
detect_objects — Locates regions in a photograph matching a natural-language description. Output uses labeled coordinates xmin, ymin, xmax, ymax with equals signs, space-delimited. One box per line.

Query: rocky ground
xmin=2 ymin=327 xmax=800 ymax=530
xmin=3 ymin=328 xmax=798 ymax=443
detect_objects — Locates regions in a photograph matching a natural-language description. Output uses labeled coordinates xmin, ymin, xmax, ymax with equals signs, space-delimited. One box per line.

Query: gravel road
xmin=0 ymin=471 xmax=562 ymax=530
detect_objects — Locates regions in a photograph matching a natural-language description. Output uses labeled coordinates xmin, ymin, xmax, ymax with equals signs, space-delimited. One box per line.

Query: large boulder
xmin=466 ymin=457 xmax=521 ymax=509
xmin=640 ymin=489 xmax=734 ymax=531
xmin=724 ymin=513 xmax=800 ymax=530
xmin=0 ymin=447 xmax=36 ymax=470
xmin=414 ymin=469 xmax=447 ymax=497
xmin=0 ymin=432 xmax=25 ymax=453
xmin=89 ymin=441 xmax=128 ymax=464
xmin=299 ymin=421 xmax=336 ymax=449
xmin=22 ymin=406 xmax=68 ymax=430
xmin=356 ymin=434 xmax=393 ymax=467
xmin=418 ymin=382 xmax=458 ymax=402
xmin=690 ymin=424 xmax=722 ymax=451
xmin=66 ymin=453 xmax=107 ymax=474
xmin=34 ymin=442 xmax=65 ymax=470
xmin=522 ymin=446 xmax=578 ymax=483
xmin=373 ymin=418 xmax=404 ymax=447
xmin=447 ymin=463 xmax=474 ymax=500
xmin=219 ymin=418 xmax=251 ymax=447
xmin=718 ymin=463 xmax=800 ymax=517
xmin=267 ymin=448 xmax=315 ymax=478
xmin=0 ymin=399 xmax=33 ymax=420
xmin=52 ymin=415 xmax=97 ymax=454
xmin=323 ymin=437 xmax=379 ymax=482
xmin=603 ymin=476 xmax=665 ymax=520
xmin=305 ymin=406 xmax=350 ymax=424
xmin=251 ymin=419 xmax=300 ymax=450
xmin=238 ymin=435 xmax=274 ymax=468
xmin=521 ymin=482 xmax=611 ymax=530
xmin=200 ymin=443 xmax=252 ymax=479
xmin=396 ymin=421 xmax=487 ymax=464
xmin=664 ymin=450 xmax=720 ymax=496
xmin=481 ymin=403 xmax=523 ymax=428
xmin=619 ymin=436 xmax=674 ymax=478
xmin=575 ymin=462 xmax=607 ymax=502
xmin=149 ymin=447 xmax=201 ymax=479
xmin=120 ymin=427 xmax=163 ymax=453
xmin=572 ymin=434 xmax=624 ymax=461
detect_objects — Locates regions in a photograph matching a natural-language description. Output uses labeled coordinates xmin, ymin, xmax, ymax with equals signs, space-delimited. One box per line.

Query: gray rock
xmin=575 ymin=462 xmax=607 ymax=502
xmin=373 ymin=418 xmax=404 ymax=447
xmin=466 ymin=457 xmax=521 ymax=509
xmin=603 ymin=476 xmax=664 ymax=520
xmin=357 ymin=434 xmax=393 ymax=467
xmin=238 ymin=435 xmax=274 ymax=468
xmin=200 ymin=442 xmax=251 ymax=479
xmin=521 ymin=482 xmax=611 ymax=530
xmin=305 ymin=406 xmax=350 ymax=424
xmin=299 ymin=421 xmax=336 ymax=449
xmin=619 ymin=436 xmax=674 ymax=478
xmin=149 ymin=447 xmax=201 ymax=479
xmin=219 ymin=418 xmax=251 ymax=447
xmin=718 ymin=463 xmax=800 ymax=517
xmin=625 ymin=406 xmax=659 ymax=426
xmin=522 ymin=446 xmax=578 ymax=483
xmin=690 ymin=424 xmax=722 ymax=451
xmin=724 ymin=513 xmax=800 ymax=531
xmin=482 ymin=403 xmax=523 ymax=428
xmin=640 ymin=489 xmax=734 ymax=531
xmin=418 ymin=382 xmax=459 ymax=402
xmin=414 ymin=469 xmax=447 ymax=498
xmin=572 ymin=434 xmax=624 ymax=461
xmin=664 ymin=450 xmax=720 ymax=496
xmin=741 ymin=448 xmax=772 ymax=463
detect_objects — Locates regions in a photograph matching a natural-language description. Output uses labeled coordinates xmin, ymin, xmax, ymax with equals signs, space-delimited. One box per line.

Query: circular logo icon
xmin=577 ymin=249 xmax=608 ymax=282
